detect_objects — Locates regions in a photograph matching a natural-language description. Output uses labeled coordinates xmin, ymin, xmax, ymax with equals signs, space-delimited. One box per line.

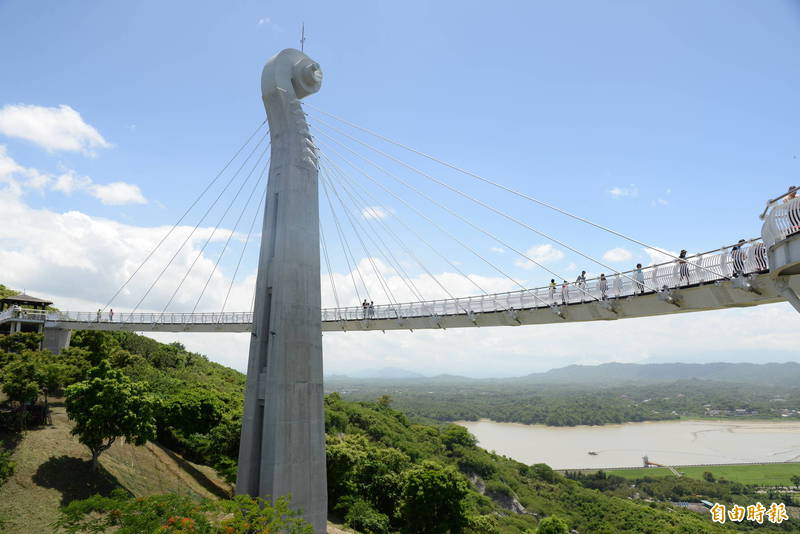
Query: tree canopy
xmin=65 ymin=360 xmax=157 ymax=470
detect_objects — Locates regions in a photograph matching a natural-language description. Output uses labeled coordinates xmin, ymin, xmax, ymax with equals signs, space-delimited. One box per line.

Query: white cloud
xmin=652 ymin=198 xmax=669 ymax=206
xmin=602 ymin=247 xmax=633 ymax=263
xmin=89 ymin=181 xmax=147 ymax=205
xmin=643 ymin=246 xmax=679 ymax=266
xmin=514 ymin=244 xmax=564 ymax=269
xmin=490 ymin=246 xmax=505 ymax=254
xmin=52 ymin=169 xmax=92 ymax=194
xmin=0 ymin=145 xmax=52 ymax=191
xmin=0 ymin=104 xmax=110 ymax=155
xmin=361 ymin=206 xmax=390 ymax=220
xmin=257 ymin=17 xmax=284 ymax=32
xmin=608 ymin=184 xmax=638 ymax=198
xmin=1 ymin=147 xmax=145 ymax=205
xmin=0 ymin=182 xmax=244 ymax=314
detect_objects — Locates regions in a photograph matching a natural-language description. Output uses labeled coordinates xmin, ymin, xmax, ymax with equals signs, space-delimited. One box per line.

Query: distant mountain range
xmin=340 ymin=367 xmax=426 ymax=379
xmin=327 ymin=361 xmax=800 ymax=387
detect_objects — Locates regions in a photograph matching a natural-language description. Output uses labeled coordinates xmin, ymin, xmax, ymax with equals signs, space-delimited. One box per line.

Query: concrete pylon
xmin=236 ymin=49 xmax=327 ymax=532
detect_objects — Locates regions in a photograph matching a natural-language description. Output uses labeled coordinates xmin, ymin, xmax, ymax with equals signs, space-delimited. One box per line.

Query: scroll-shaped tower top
xmin=261 ymin=48 xmax=323 ymax=100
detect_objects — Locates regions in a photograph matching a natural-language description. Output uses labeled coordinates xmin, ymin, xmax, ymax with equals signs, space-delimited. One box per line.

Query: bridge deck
xmin=0 ymin=239 xmax=790 ymax=334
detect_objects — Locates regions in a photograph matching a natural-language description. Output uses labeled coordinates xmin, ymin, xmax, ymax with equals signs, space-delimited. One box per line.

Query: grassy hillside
xmin=0 ymin=401 xmax=231 ymax=533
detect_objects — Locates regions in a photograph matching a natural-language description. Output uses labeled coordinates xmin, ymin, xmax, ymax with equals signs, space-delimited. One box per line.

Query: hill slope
xmin=0 ymin=401 xmax=231 ymax=534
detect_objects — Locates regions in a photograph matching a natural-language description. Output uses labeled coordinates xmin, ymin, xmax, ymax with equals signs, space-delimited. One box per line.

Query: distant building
xmin=0 ymin=293 xmax=52 ymax=335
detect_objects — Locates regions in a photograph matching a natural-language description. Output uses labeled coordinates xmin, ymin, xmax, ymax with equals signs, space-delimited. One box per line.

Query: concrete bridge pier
xmin=764 ymin=208 xmax=800 ymax=314
xmin=43 ymin=327 xmax=71 ymax=354
xmin=236 ymin=49 xmax=327 ymax=532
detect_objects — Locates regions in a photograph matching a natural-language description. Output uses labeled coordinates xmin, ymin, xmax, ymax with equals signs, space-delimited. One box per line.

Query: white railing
xmin=0 ymin=308 xmax=48 ymax=322
xmin=48 ymin=310 xmax=254 ymax=326
xmin=761 ymin=196 xmax=800 ymax=248
xmin=320 ymin=238 xmax=768 ymax=322
xmin=18 ymin=238 xmax=768 ymax=329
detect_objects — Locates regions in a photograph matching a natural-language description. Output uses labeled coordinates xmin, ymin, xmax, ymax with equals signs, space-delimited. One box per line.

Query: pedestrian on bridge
xmin=548 ymin=279 xmax=556 ymax=304
xmin=598 ymin=274 xmax=608 ymax=300
xmin=576 ymin=271 xmax=587 ymax=302
xmin=731 ymin=240 xmax=746 ymax=277
xmin=678 ymin=250 xmax=690 ymax=285
xmin=96 ymin=309 xmax=101 ymax=322
xmin=561 ymin=280 xmax=569 ymax=305
xmin=109 ymin=308 xmax=114 ymax=322
xmin=634 ymin=264 xmax=645 ymax=294
xmin=362 ymin=299 xmax=368 ymax=319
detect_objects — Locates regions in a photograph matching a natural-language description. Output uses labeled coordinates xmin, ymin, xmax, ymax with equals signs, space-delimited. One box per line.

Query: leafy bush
xmin=454 ymin=447 xmax=496 ymax=478
xmin=535 ymin=516 xmax=569 ymax=534
xmin=53 ymin=489 xmax=312 ymax=534
xmin=530 ymin=463 xmax=559 ymax=483
xmin=344 ymin=498 xmax=390 ymax=534
xmin=484 ymin=479 xmax=512 ymax=498
xmin=0 ymin=448 xmax=14 ymax=484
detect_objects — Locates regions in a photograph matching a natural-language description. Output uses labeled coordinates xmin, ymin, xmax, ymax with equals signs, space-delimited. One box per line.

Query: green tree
xmin=791 ymin=474 xmax=800 ymax=488
xmin=0 ymin=332 xmax=42 ymax=353
xmin=398 ymin=460 xmax=470 ymax=534
xmin=536 ymin=516 xmax=569 ymax=534
xmin=65 ymin=360 xmax=157 ymax=470
xmin=2 ymin=353 xmax=42 ymax=406
xmin=70 ymin=331 xmax=120 ymax=365
xmin=1 ymin=352 xmax=43 ymax=428
xmin=55 ymin=346 xmax=92 ymax=384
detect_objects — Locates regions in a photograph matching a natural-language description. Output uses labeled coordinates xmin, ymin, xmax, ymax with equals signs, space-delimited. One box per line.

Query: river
xmin=456 ymin=419 xmax=800 ymax=469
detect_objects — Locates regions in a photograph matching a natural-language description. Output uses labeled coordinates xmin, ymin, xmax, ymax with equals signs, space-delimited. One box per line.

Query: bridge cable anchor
xmin=549 ymin=304 xmax=566 ymax=319
xmin=504 ymin=307 xmax=521 ymax=325
xmin=731 ymin=274 xmax=762 ymax=295
xmin=657 ymin=287 xmax=683 ymax=308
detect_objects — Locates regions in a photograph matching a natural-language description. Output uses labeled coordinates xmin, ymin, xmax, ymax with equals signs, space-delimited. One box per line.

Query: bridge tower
xmin=236 ymin=49 xmax=327 ymax=532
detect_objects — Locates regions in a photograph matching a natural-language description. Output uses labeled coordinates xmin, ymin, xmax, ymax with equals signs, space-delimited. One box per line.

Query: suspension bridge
xmin=2 ymin=49 xmax=799 ymax=532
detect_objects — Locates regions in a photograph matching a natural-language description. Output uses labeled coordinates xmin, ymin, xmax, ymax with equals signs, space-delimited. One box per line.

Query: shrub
xmin=53 ymin=489 xmax=312 ymax=534
xmin=484 ymin=479 xmax=513 ymax=498
xmin=344 ymin=499 xmax=390 ymax=534
xmin=0 ymin=449 xmax=14 ymax=484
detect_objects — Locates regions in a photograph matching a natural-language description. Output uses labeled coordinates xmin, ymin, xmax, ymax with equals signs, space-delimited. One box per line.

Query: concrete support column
xmin=43 ymin=327 xmax=72 ymax=354
xmin=767 ymin=233 xmax=800 ymax=315
xmin=236 ymin=49 xmax=327 ymax=533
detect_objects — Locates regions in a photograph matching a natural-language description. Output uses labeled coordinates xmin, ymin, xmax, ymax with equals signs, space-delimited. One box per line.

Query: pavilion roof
xmin=0 ymin=293 xmax=53 ymax=306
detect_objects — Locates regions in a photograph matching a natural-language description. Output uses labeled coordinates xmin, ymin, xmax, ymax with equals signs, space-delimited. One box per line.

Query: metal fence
xmin=16 ymin=239 xmax=768 ymax=328
xmin=761 ymin=196 xmax=800 ymax=248
xmin=47 ymin=310 xmax=254 ymax=326
xmin=321 ymin=238 xmax=767 ymax=322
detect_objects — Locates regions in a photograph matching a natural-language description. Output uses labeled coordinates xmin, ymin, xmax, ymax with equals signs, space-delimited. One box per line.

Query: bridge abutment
xmin=42 ymin=327 xmax=71 ymax=354
xmin=236 ymin=49 xmax=327 ymax=533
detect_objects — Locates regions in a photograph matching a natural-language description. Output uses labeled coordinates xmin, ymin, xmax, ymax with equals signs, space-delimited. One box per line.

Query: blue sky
xmin=1 ymin=1 xmax=798 ymax=376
